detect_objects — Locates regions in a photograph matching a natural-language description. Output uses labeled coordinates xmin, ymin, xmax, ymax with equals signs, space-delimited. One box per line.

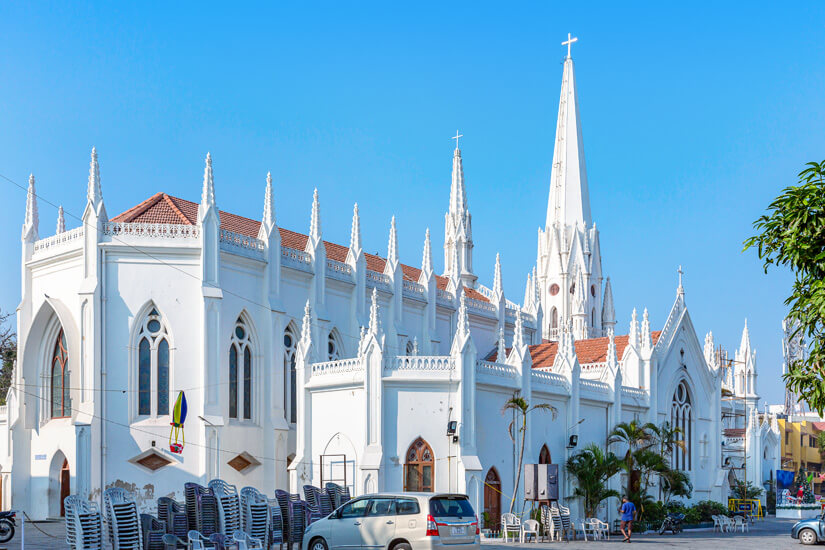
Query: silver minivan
xmin=303 ymin=493 xmax=480 ymax=550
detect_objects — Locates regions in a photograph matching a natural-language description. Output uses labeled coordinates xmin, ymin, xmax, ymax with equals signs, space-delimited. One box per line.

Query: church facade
xmin=1 ymin=48 xmax=778 ymax=521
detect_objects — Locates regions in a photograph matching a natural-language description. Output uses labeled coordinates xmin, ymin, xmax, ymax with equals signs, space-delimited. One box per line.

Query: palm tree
xmin=566 ymin=444 xmax=622 ymax=518
xmin=651 ymin=421 xmax=685 ymax=461
xmin=607 ymin=420 xmax=657 ymax=493
xmin=660 ymin=469 xmax=693 ymax=503
xmin=502 ymin=392 xmax=557 ymax=514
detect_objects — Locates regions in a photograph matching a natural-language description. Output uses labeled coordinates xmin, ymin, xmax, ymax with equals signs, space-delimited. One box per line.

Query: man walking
xmin=619 ymin=496 xmax=637 ymax=543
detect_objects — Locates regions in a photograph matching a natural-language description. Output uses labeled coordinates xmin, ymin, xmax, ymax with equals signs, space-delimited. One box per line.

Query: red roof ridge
xmin=110 ymin=192 xmax=459 ymax=296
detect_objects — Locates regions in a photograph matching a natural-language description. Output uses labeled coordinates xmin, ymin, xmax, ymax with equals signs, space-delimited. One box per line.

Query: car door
xmin=359 ymin=497 xmax=397 ymax=550
xmin=391 ymin=497 xmax=422 ymax=545
xmin=330 ymin=498 xmax=370 ymax=550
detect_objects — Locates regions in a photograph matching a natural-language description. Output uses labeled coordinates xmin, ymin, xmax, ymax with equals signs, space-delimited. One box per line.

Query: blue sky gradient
xmin=1 ymin=2 xmax=823 ymax=406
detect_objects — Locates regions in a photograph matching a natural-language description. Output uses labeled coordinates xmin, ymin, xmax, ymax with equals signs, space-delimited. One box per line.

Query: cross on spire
xmin=452 ymin=130 xmax=463 ymax=150
xmin=562 ymin=33 xmax=578 ymax=58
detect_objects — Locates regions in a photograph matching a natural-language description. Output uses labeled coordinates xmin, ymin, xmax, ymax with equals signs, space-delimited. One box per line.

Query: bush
xmin=691 ymin=500 xmax=728 ymax=523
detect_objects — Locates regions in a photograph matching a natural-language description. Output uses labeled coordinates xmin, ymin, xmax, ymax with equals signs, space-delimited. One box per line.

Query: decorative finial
xmin=562 ymin=33 xmax=578 ymax=59
xmin=262 ymin=171 xmax=276 ymax=230
xmin=497 ymin=327 xmax=506 ymax=361
xmin=309 ymin=188 xmax=321 ymax=241
xmin=23 ymin=173 xmax=39 ymax=241
xmin=387 ymin=215 xmax=398 ymax=264
xmin=493 ymin=253 xmax=503 ymax=297
xmin=56 ymin=205 xmax=65 ymax=234
xmin=301 ymin=300 xmax=312 ymax=347
xmin=422 ymin=228 xmax=433 ymax=275
xmin=368 ymin=288 xmax=382 ymax=335
xmin=350 ymin=203 xmax=361 ymax=253
xmin=87 ymin=146 xmax=102 ymax=206
xmin=452 ymin=130 xmax=463 ymax=150
xmin=199 ymin=152 xmax=216 ymax=220
xmin=677 ymin=265 xmax=684 ymax=292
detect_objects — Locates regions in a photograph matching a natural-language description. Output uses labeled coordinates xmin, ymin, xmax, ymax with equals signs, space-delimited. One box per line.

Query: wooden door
xmin=59 ymin=459 xmax=70 ymax=517
xmin=484 ymin=468 xmax=501 ymax=531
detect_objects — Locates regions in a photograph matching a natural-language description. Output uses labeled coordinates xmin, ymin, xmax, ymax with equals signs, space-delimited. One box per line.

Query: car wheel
xmin=310 ymin=537 xmax=329 ymax=550
xmin=799 ymin=528 xmax=817 ymax=545
xmin=392 ymin=543 xmax=412 ymax=550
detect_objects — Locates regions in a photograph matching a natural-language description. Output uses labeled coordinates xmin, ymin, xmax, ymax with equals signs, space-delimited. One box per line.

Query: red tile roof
xmin=112 ymin=193 xmax=459 ymax=296
xmin=486 ymin=331 xmax=663 ymax=367
xmin=812 ymin=422 xmax=825 ymax=432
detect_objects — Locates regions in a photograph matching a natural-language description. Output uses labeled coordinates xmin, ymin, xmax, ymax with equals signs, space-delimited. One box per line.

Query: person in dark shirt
xmin=619 ymin=496 xmax=637 ymax=542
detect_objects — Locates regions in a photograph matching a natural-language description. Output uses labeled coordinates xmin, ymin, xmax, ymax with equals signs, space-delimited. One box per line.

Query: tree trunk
xmin=510 ymin=414 xmax=527 ymax=514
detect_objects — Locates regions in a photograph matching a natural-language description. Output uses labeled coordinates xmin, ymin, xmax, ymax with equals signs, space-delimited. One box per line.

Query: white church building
xmin=0 ymin=45 xmax=779 ymax=521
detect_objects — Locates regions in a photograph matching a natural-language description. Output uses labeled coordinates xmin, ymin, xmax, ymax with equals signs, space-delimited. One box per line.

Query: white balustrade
xmin=579 ymin=379 xmax=610 ymax=394
xmin=33 ymin=227 xmax=84 ymax=252
xmin=281 ymin=246 xmax=311 ymax=267
xmin=386 ymin=356 xmax=453 ymax=372
xmin=366 ymin=270 xmax=391 ymax=288
xmin=466 ymin=297 xmax=497 ymax=315
xmin=532 ymin=369 xmax=570 ymax=390
xmin=326 ymin=258 xmax=353 ymax=279
xmin=436 ymin=289 xmax=454 ymax=302
xmin=476 ymin=360 xmax=517 ymax=378
xmin=219 ymin=228 xmax=265 ymax=254
xmin=103 ymin=222 xmax=200 ymax=239
xmin=621 ymin=386 xmax=647 ymax=400
xmin=402 ymin=280 xmax=425 ymax=296
xmin=311 ymin=357 xmax=363 ymax=376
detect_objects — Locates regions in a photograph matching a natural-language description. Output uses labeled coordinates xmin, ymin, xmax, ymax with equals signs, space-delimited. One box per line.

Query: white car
xmin=303 ymin=493 xmax=481 ymax=550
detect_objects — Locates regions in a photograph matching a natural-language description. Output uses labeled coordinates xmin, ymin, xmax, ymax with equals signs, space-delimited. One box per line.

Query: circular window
xmin=284 ymin=334 xmax=293 ymax=348
xmin=235 ymin=326 xmax=246 ymax=339
xmin=590 ymin=285 xmax=596 ymax=297
xmin=550 ymin=284 xmax=560 ymax=296
xmin=569 ymin=283 xmax=576 ymax=295
xmin=147 ymin=319 xmax=161 ymax=333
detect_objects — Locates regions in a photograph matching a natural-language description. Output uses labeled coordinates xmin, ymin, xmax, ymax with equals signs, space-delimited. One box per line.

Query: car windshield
xmin=429 ymin=496 xmax=474 ymax=518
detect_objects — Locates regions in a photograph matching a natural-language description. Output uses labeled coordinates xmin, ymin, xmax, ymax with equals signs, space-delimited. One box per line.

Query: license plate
xmin=450 ymin=526 xmax=464 ymax=536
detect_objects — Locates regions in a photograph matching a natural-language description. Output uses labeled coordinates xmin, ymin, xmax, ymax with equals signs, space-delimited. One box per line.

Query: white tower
xmin=536 ymin=35 xmax=605 ymax=341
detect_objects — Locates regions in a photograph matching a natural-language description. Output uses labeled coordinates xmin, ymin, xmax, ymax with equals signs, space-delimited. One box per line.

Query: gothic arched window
xmin=404 ymin=437 xmax=434 ymax=492
xmin=550 ymin=307 xmax=558 ymax=330
xmin=671 ymin=380 xmax=692 ymax=470
xmin=229 ymin=316 xmax=253 ymax=420
xmin=51 ymin=328 xmax=70 ymax=418
xmin=284 ymin=324 xmax=297 ymax=423
xmin=539 ymin=444 xmax=552 ymax=465
xmin=406 ymin=340 xmax=415 ymax=356
xmin=137 ymin=308 xmax=170 ymax=417
xmin=328 ymin=330 xmax=341 ymax=361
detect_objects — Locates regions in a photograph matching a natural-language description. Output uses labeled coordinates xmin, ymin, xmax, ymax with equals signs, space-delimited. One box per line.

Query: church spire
xmin=546 ymin=36 xmax=591 ymax=230
xmin=444 ymin=134 xmax=476 ymax=287
xmin=602 ymin=276 xmax=616 ymax=331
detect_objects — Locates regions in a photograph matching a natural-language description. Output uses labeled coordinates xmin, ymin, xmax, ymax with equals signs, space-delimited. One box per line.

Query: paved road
xmin=0 ymin=516 xmax=807 ymax=549
xmin=482 ymin=517 xmax=804 ymax=549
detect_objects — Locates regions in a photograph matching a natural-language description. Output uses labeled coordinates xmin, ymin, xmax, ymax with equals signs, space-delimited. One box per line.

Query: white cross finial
xmin=452 ymin=130 xmax=463 ymax=150
xmin=678 ymin=265 xmax=684 ymax=287
xmin=562 ymin=33 xmax=578 ymax=58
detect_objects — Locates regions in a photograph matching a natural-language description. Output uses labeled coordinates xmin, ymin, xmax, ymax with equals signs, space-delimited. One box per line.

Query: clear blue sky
xmin=1 ymin=2 xmax=823 ymax=407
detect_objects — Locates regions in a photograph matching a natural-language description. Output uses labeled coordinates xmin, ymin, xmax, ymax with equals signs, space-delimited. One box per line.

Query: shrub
xmin=691 ymin=500 xmax=728 ymax=523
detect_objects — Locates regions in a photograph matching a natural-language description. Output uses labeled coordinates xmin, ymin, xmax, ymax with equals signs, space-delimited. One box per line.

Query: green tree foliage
xmin=501 ymin=392 xmax=557 ymax=514
xmin=565 ymin=444 xmax=621 ymax=518
xmin=732 ymin=480 xmax=764 ymax=500
xmin=0 ymin=310 xmax=15 ymax=405
xmin=744 ymin=160 xmax=825 ymax=414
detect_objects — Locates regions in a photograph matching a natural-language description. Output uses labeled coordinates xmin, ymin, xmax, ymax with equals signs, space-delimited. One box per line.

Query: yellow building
xmin=777 ymin=418 xmax=824 ymax=493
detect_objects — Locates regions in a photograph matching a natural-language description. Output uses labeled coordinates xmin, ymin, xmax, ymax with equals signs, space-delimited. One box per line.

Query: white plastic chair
xmin=732 ymin=515 xmax=747 ymax=533
xmin=589 ymin=518 xmax=609 ymax=540
xmin=501 ymin=513 xmax=521 ymax=543
xmin=521 ymin=519 xmax=539 ymax=543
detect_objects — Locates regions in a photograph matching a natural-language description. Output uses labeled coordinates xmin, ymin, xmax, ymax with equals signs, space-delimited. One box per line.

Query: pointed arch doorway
xmin=49 ymin=451 xmax=70 ymax=517
xmin=484 ymin=468 xmax=501 ymax=531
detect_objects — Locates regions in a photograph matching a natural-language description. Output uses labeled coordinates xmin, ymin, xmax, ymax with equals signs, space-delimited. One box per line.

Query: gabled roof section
xmin=112 ymin=192 xmax=456 ymax=294
xmin=517 ymin=331 xmax=662 ymax=369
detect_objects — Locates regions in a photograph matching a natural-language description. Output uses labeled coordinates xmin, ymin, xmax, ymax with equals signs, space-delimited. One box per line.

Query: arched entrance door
xmin=484 ymin=468 xmax=501 ymax=531
xmin=404 ymin=437 xmax=434 ymax=492
xmin=59 ymin=459 xmax=70 ymax=516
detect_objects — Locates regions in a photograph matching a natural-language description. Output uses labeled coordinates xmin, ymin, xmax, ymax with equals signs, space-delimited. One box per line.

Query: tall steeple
xmin=545 ymin=36 xmax=591 ymax=230
xmin=444 ymin=133 xmax=477 ymax=288
xmin=536 ymin=35 xmax=604 ymax=342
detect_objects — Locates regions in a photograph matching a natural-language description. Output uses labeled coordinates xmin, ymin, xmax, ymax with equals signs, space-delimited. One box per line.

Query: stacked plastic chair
xmin=268 ymin=496 xmax=285 ymax=550
xmin=240 ymin=487 xmax=270 ymax=544
xmin=302 ymin=485 xmax=323 ymax=524
xmin=140 ymin=514 xmax=166 ymax=550
xmin=157 ymin=497 xmax=189 ymax=542
xmin=103 ymin=487 xmax=144 ymax=550
xmin=208 ymin=479 xmax=241 ymax=536
xmin=64 ymin=495 xmax=103 ymax=550
xmin=185 ymin=483 xmax=220 ymax=537
xmin=324 ymin=483 xmax=352 ymax=510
